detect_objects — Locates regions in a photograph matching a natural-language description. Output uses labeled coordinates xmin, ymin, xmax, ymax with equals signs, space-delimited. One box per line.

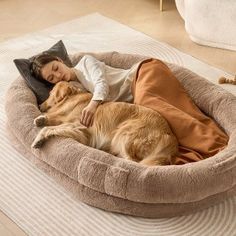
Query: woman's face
xmin=40 ymin=60 xmax=73 ymax=84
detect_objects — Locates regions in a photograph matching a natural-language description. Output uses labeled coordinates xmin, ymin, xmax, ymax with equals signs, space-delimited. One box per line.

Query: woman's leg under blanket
xmin=132 ymin=59 xmax=228 ymax=164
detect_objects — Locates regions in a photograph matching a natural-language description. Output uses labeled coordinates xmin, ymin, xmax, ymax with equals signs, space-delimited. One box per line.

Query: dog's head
xmin=39 ymin=81 xmax=79 ymax=112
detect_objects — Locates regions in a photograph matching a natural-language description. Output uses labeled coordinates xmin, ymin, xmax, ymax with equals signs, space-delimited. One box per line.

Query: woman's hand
xmin=80 ymin=100 xmax=101 ymax=127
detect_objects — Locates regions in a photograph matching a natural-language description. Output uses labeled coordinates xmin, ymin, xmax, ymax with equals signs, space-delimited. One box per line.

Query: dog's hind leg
xmin=109 ymin=121 xmax=143 ymax=162
xmin=110 ymin=120 xmax=177 ymax=166
xmin=32 ymin=122 xmax=89 ymax=148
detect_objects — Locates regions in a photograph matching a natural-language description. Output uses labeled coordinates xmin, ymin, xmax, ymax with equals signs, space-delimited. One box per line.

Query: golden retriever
xmin=32 ymin=81 xmax=178 ymax=165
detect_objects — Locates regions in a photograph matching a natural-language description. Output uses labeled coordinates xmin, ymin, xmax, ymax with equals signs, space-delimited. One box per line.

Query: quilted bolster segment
xmin=77 ymin=157 xmax=129 ymax=198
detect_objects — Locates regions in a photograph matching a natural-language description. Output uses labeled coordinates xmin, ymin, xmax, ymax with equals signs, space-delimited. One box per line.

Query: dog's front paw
xmin=34 ymin=115 xmax=47 ymax=127
xmin=31 ymin=137 xmax=45 ymax=149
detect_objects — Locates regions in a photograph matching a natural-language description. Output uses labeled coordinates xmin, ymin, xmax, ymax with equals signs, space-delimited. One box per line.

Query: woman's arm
xmin=80 ymin=100 xmax=101 ymax=127
xmin=80 ymin=55 xmax=109 ymax=127
xmin=83 ymin=55 xmax=109 ymax=101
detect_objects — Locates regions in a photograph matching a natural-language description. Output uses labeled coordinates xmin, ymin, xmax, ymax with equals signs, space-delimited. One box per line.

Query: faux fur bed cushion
xmin=5 ymin=51 xmax=236 ymax=218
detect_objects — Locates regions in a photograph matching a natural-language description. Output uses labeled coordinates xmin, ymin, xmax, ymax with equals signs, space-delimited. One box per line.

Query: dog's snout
xmin=39 ymin=103 xmax=50 ymax=112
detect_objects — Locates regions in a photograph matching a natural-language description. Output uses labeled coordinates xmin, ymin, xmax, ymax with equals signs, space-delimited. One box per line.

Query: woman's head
xmin=31 ymin=54 xmax=75 ymax=84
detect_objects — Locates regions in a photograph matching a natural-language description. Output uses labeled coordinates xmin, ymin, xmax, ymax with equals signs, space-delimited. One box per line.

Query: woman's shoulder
xmin=75 ymin=54 xmax=94 ymax=67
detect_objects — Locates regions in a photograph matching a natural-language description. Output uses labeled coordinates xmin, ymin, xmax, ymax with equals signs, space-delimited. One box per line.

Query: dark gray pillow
xmin=14 ymin=40 xmax=72 ymax=104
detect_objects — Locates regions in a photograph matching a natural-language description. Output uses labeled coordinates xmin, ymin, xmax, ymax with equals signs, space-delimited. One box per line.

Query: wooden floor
xmin=0 ymin=0 xmax=235 ymax=235
xmin=0 ymin=0 xmax=235 ymax=74
xmin=0 ymin=211 xmax=27 ymax=236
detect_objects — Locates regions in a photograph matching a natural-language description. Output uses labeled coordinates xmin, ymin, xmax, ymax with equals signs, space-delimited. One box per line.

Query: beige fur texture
xmin=32 ymin=81 xmax=178 ymax=166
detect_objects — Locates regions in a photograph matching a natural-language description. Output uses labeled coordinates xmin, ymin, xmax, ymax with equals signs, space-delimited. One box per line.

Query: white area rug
xmin=0 ymin=13 xmax=236 ymax=236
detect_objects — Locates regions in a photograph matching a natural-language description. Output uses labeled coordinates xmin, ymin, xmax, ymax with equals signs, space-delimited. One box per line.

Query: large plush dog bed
xmin=5 ymin=52 xmax=236 ymax=218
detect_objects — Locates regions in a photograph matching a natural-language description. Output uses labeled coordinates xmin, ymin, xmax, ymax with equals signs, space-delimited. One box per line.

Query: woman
xmin=31 ymin=53 xmax=140 ymax=127
xmin=31 ymin=53 xmax=228 ymax=164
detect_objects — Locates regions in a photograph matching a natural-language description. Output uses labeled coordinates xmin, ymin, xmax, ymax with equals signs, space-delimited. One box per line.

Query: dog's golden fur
xmin=32 ymin=81 xmax=178 ymax=165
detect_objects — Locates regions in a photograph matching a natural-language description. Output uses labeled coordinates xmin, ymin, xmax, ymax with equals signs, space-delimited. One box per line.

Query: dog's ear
xmin=53 ymin=83 xmax=70 ymax=102
xmin=68 ymin=86 xmax=78 ymax=95
xmin=54 ymin=90 xmax=68 ymax=103
xmin=43 ymin=82 xmax=78 ymax=108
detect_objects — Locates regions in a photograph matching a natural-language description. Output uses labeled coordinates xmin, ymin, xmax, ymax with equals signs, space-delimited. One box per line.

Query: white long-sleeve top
xmin=73 ymin=55 xmax=141 ymax=102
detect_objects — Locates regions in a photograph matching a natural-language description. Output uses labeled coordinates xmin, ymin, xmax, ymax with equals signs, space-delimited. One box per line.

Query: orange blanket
xmin=132 ymin=59 xmax=228 ymax=165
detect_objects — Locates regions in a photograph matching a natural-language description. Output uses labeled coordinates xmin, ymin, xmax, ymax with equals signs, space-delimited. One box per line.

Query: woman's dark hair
xmin=30 ymin=54 xmax=60 ymax=81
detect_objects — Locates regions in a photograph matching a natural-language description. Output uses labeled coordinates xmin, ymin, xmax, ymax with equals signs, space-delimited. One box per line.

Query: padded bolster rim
xmin=78 ymin=157 xmax=129 ymax=199
xmin=77 ymin=152 xmax=236 ymax=204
